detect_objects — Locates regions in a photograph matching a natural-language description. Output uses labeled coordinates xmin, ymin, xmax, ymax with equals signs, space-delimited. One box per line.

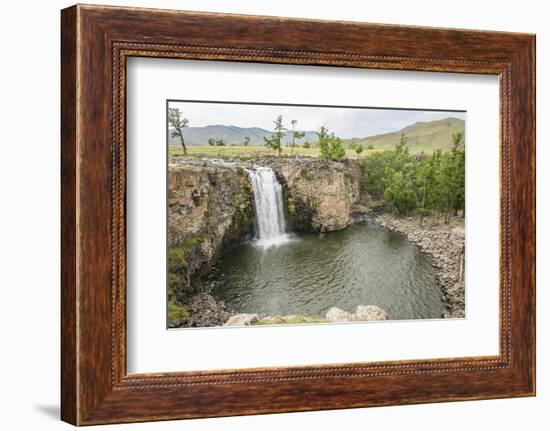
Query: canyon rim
xmin=166 ymin=101 xmax=466 ymax=328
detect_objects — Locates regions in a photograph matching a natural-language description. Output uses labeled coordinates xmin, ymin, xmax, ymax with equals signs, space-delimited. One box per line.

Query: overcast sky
xmin=169 ymin=101 xmax=465 ymax=139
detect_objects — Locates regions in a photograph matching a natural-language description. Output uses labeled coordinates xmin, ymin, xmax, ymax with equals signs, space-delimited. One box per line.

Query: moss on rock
xmin=167 ymin=300 xmax=189 ymax=322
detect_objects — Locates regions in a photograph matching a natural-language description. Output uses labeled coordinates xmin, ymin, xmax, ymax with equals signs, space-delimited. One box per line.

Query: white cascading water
xmin=247 ymin=167 xmax=288 ymax=247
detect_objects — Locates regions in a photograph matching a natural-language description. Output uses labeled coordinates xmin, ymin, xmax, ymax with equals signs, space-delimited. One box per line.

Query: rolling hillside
xmin=169 ymin=124 xmax=318 ymax=147
xmin=168 ymin=117 xmax=465 ymax=153
xmin=350 ymin=117 xmax=465 ymax=153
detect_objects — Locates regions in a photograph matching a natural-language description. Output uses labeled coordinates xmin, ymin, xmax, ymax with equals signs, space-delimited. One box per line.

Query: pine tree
xmin=317 ymin=126 xmax=346 ymax=162
xmin=289 ymin=119 xmax=305 ymax=155
xmin=263 ymin=115 xmax=286 ymax=156
xmin=416 ymin=154 xmax=437 ymax=227
xmin=168 ymin=107 xmax=189 ymax=154
xmin=383 ymin=167 xmax=416 ymax=214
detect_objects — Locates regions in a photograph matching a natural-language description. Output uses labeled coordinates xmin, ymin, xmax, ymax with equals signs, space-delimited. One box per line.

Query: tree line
xmin=263 ymin=115 xmax=346 ymax=161
xmin=169 ymin=108 xmax=353 ymax=160
xmin=362 ymin=132 xmax=465 ymax=225
xmin=263 ymin=115 xmax=307 ymax=156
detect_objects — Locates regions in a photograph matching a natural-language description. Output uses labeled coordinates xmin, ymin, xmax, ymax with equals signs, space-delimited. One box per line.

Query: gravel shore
xmin=376 ymin=214 xmax=465 ymax=318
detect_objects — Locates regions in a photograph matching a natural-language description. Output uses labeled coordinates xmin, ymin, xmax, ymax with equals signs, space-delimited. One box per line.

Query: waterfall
xmin=247 ymin=167 xmax=288 ymax=247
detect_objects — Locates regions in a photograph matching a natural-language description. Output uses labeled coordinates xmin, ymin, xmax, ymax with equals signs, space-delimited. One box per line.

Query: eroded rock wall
xmin=166 ymin=157 xmax=365 ymax=327
xmin=167 ymin=163 xmax=254 ymax=305
xmin=270 ymin=158 xmax=363 ymax=232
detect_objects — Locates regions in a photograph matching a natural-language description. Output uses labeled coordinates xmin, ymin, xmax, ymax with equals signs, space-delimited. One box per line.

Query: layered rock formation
xmin=167 ymin=162 xmax=254 ymax=326
xmin=270 ymin=159 xmax=363 ymax=232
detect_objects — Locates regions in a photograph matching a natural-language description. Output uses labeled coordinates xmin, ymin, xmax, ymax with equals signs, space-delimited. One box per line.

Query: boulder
xmin=224 ymin=313 xmax=259 ymax=326
xmin=355 ymin=305 xmax=388 ymax=321
xmin=325 ymin=307 xmax=354 ymax=322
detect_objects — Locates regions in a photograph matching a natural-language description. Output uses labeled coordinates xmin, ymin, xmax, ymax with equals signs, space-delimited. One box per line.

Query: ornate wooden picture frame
xmin=61 ymin=4 xmax=535 ymax=425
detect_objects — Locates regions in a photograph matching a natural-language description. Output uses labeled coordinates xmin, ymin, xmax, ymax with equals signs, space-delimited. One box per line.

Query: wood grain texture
xmin=60 ymin=4 xmax=536 ymax=425
xmin=60 ymin=5 xmax=78 ymax=425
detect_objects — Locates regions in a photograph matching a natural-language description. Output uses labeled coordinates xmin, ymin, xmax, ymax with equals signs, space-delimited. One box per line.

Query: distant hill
xmin=168 ymin=117 xmax=465 ymax=152
xmin=168 ymin=125 xmax=318 ymax=147
xmin=349 ymin=117 xmax=465 ymax=153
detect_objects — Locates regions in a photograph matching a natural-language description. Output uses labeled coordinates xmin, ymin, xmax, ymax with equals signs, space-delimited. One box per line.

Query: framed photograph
xmin=61 ymin=4 xmax=535 ymax=425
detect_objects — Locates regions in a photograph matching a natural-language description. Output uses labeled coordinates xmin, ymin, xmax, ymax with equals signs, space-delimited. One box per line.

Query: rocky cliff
xmin=269 ymin=158 xmax=363 ymax=232
xmin=167 ymin=162 xmax=254 ymax=325
xmin=167 ymin=158 xmax=365 ymax=326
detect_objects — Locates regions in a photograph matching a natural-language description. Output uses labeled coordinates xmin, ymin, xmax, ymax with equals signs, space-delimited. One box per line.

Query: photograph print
xmin=167 ymin=101 xmax=466 ymax=328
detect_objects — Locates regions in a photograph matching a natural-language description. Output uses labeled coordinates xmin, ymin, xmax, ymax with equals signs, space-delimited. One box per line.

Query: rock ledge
xmin=224 ymin=313 xmax=259 ymax=326
xmin=326 ymin=305 xmax=388 ymax=322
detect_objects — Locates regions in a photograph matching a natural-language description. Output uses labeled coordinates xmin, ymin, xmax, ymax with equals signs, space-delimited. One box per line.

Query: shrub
xmin=300 ymin=167 xmax=314 ymax=180
xmin=286 ymin=196 xmax=296 ymax=216
xmin=317 ymin=126 xmax=346 ymax=162
xmin=168 ymin=300 xmax=189 ymax=322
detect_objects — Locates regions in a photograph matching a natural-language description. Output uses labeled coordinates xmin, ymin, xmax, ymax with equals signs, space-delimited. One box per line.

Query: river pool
xmin=206 ymin=220 xmax=444 ymax=321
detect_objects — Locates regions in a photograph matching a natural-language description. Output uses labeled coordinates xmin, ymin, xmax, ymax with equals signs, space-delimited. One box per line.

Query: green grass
xmin=345 ymin=117 xmax=465 ymax=154
xmin=169 ymin=145 xmax=372 ymax=162
xmin=167 ymin=238 xmax=198 ymax=270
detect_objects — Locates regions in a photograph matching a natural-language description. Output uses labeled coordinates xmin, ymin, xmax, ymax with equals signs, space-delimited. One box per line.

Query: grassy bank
xmin=169 ymin=145 xmax=371 ymax=161
xmin=169 ymin=144 xmax=442 ymax=163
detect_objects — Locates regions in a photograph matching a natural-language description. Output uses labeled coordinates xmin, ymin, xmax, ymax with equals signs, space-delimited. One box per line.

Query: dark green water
xmin=207 ymin=221 xmax=443 ymax=321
